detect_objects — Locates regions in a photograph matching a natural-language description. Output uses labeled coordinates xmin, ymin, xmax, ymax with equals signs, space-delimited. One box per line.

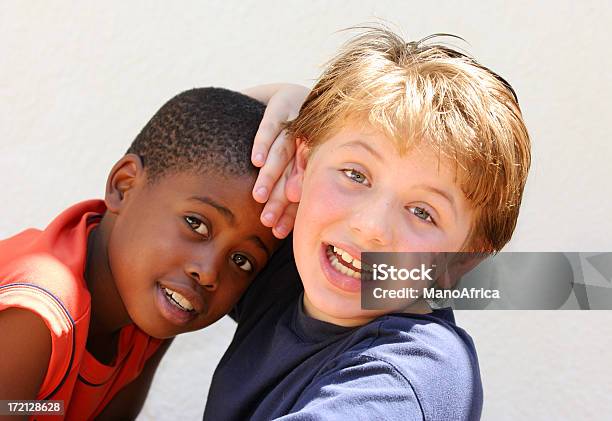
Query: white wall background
xmin=2 ymin=1 xmax=611 ymax=420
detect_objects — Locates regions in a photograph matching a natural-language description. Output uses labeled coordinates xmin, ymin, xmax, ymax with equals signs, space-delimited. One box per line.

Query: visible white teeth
xmin=163 ymin=287 xmax=194 ymax=311
xmin=329 ymin=253 xmax=360 ymax=279
xmin=329 ymin=245 xmax=362 ymax=272
xmin=341 ymin=251 xmax=353 ymax=264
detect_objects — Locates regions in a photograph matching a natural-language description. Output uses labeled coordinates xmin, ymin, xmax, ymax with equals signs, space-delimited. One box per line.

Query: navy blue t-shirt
xmin=204 ymin=237 xmax=483 ymax=420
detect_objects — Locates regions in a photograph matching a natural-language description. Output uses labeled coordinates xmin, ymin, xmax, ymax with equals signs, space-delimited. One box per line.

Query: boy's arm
xmin=273 ymin=356 xmax=424 ymax=421
xmin=0 ymin=308 xmax=51 ymax=420
xmin=242 ymin=83 xmax=308 ymax=111
xmin=95 ymin=338 xmax=174 ymax=421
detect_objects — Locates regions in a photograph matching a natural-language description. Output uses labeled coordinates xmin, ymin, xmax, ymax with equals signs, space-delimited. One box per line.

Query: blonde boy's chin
xmin=302 ymin=290 xmax=432 ymax=328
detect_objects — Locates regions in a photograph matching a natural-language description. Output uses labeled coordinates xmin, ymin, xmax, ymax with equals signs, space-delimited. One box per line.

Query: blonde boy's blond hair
xmin=288 ymin=28 xmax=531 ymax=252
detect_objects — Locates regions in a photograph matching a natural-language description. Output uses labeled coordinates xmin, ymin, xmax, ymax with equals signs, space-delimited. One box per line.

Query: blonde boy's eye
xmin=342 ymin=168 xmax=370 ymax=186
xmin=185 ymin=216 xmax=210 ymax=237
xmin=408 ymin=206 xmax=434 ymax=223
xmin=231 ymin=253 xmax=253 ymax=272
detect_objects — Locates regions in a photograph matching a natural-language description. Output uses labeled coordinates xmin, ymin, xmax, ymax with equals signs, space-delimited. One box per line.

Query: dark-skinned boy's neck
xmin=83 ymin=214 xmax=132 ymax=365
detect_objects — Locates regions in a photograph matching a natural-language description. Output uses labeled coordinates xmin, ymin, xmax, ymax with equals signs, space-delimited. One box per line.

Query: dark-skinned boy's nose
xmin=184 ymin=261 xmax=219 ymax=292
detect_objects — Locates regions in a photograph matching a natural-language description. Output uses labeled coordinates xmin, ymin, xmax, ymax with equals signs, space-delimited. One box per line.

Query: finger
xmin=251 ymin=98 xmax=288 ymax=167
xmin=252 ymin=137 xmax=295 ymax=203
xmin=259 ymin=170 xmax=291 ymax=226
xmin=260 ymin=199 xmax=286 ymax=228
xmin=272 ymin=203 xmax=298 ymax=239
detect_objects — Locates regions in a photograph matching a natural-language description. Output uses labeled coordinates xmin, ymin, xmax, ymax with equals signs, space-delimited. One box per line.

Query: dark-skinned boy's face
xmin=107 ymin=167 xmax=280 ymax=338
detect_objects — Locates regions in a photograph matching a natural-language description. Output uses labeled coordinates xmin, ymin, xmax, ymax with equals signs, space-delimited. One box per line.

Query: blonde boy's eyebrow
xmin=340 ymin=140 xmax=383 ymax=161
xmin=339 ymin=141 xmax=457 ymax=212
xmin=414 ymin=185 xmax=456 ymax=211
xmin=189 ymin=196 xmax=235 ymax=224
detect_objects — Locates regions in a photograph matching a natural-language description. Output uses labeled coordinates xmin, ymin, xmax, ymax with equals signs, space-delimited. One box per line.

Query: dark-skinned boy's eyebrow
xmin=188 ymin=196 xmax=235 ymax=224
xmin=248 ymin=235 xmax=271 ymax=260
xmin=340 ymin=140 xmax=383 ymax=162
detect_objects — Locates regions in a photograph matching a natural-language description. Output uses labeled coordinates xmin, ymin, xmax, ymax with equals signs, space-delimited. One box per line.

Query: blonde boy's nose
xmin=348 ymin=199 xmax=393 ymax=247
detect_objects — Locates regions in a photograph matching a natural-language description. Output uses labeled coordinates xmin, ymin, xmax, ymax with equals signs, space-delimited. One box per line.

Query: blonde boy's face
xmin=288 ymin=124 xmax=475 ymax=326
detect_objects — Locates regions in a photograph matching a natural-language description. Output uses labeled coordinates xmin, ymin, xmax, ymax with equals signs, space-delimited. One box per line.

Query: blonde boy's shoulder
xmin=327 ymin=310 xmax=483 ymax=420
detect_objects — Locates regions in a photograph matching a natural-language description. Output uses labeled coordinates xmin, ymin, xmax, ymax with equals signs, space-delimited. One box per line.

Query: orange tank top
xmin=0 ymin=200 xmax=164 ymax=420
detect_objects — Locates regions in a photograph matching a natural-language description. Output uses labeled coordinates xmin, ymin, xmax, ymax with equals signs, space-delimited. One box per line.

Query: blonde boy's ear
xmin=285 ymin=137 xmax=309 ymax=203
xmin=105 ymin=154 xmax=145 ymax=213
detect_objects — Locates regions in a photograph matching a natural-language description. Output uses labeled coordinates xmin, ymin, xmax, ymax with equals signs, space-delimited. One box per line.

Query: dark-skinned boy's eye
xmin=185 ymin=216 xmax=210 ymax=237
xmin=231 ymin=253 xmax=253 ymax=272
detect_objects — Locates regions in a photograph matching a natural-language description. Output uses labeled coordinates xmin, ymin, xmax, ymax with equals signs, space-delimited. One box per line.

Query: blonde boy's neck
xmin=302 ymin=294 xmax=432 ymax=328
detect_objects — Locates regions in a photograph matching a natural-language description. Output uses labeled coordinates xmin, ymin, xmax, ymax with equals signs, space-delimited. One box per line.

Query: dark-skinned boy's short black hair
xmin=127 ymin=87 xmax=264 ymax=181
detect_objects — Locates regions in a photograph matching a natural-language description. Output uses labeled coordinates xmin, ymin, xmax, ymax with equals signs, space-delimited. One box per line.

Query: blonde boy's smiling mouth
xmin=326 ymin=244 xmax=362 ymax=278
xmin=319 ymin=242 xmax=368 ymax=293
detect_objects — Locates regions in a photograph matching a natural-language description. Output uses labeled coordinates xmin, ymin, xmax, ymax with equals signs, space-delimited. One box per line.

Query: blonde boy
xmin=205 ymin=28 xmax=530 ymax=421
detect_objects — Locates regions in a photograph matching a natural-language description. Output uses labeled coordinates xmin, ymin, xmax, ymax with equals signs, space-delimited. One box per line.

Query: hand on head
xmin=249 ymin=84 xmax=310 ymax=239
